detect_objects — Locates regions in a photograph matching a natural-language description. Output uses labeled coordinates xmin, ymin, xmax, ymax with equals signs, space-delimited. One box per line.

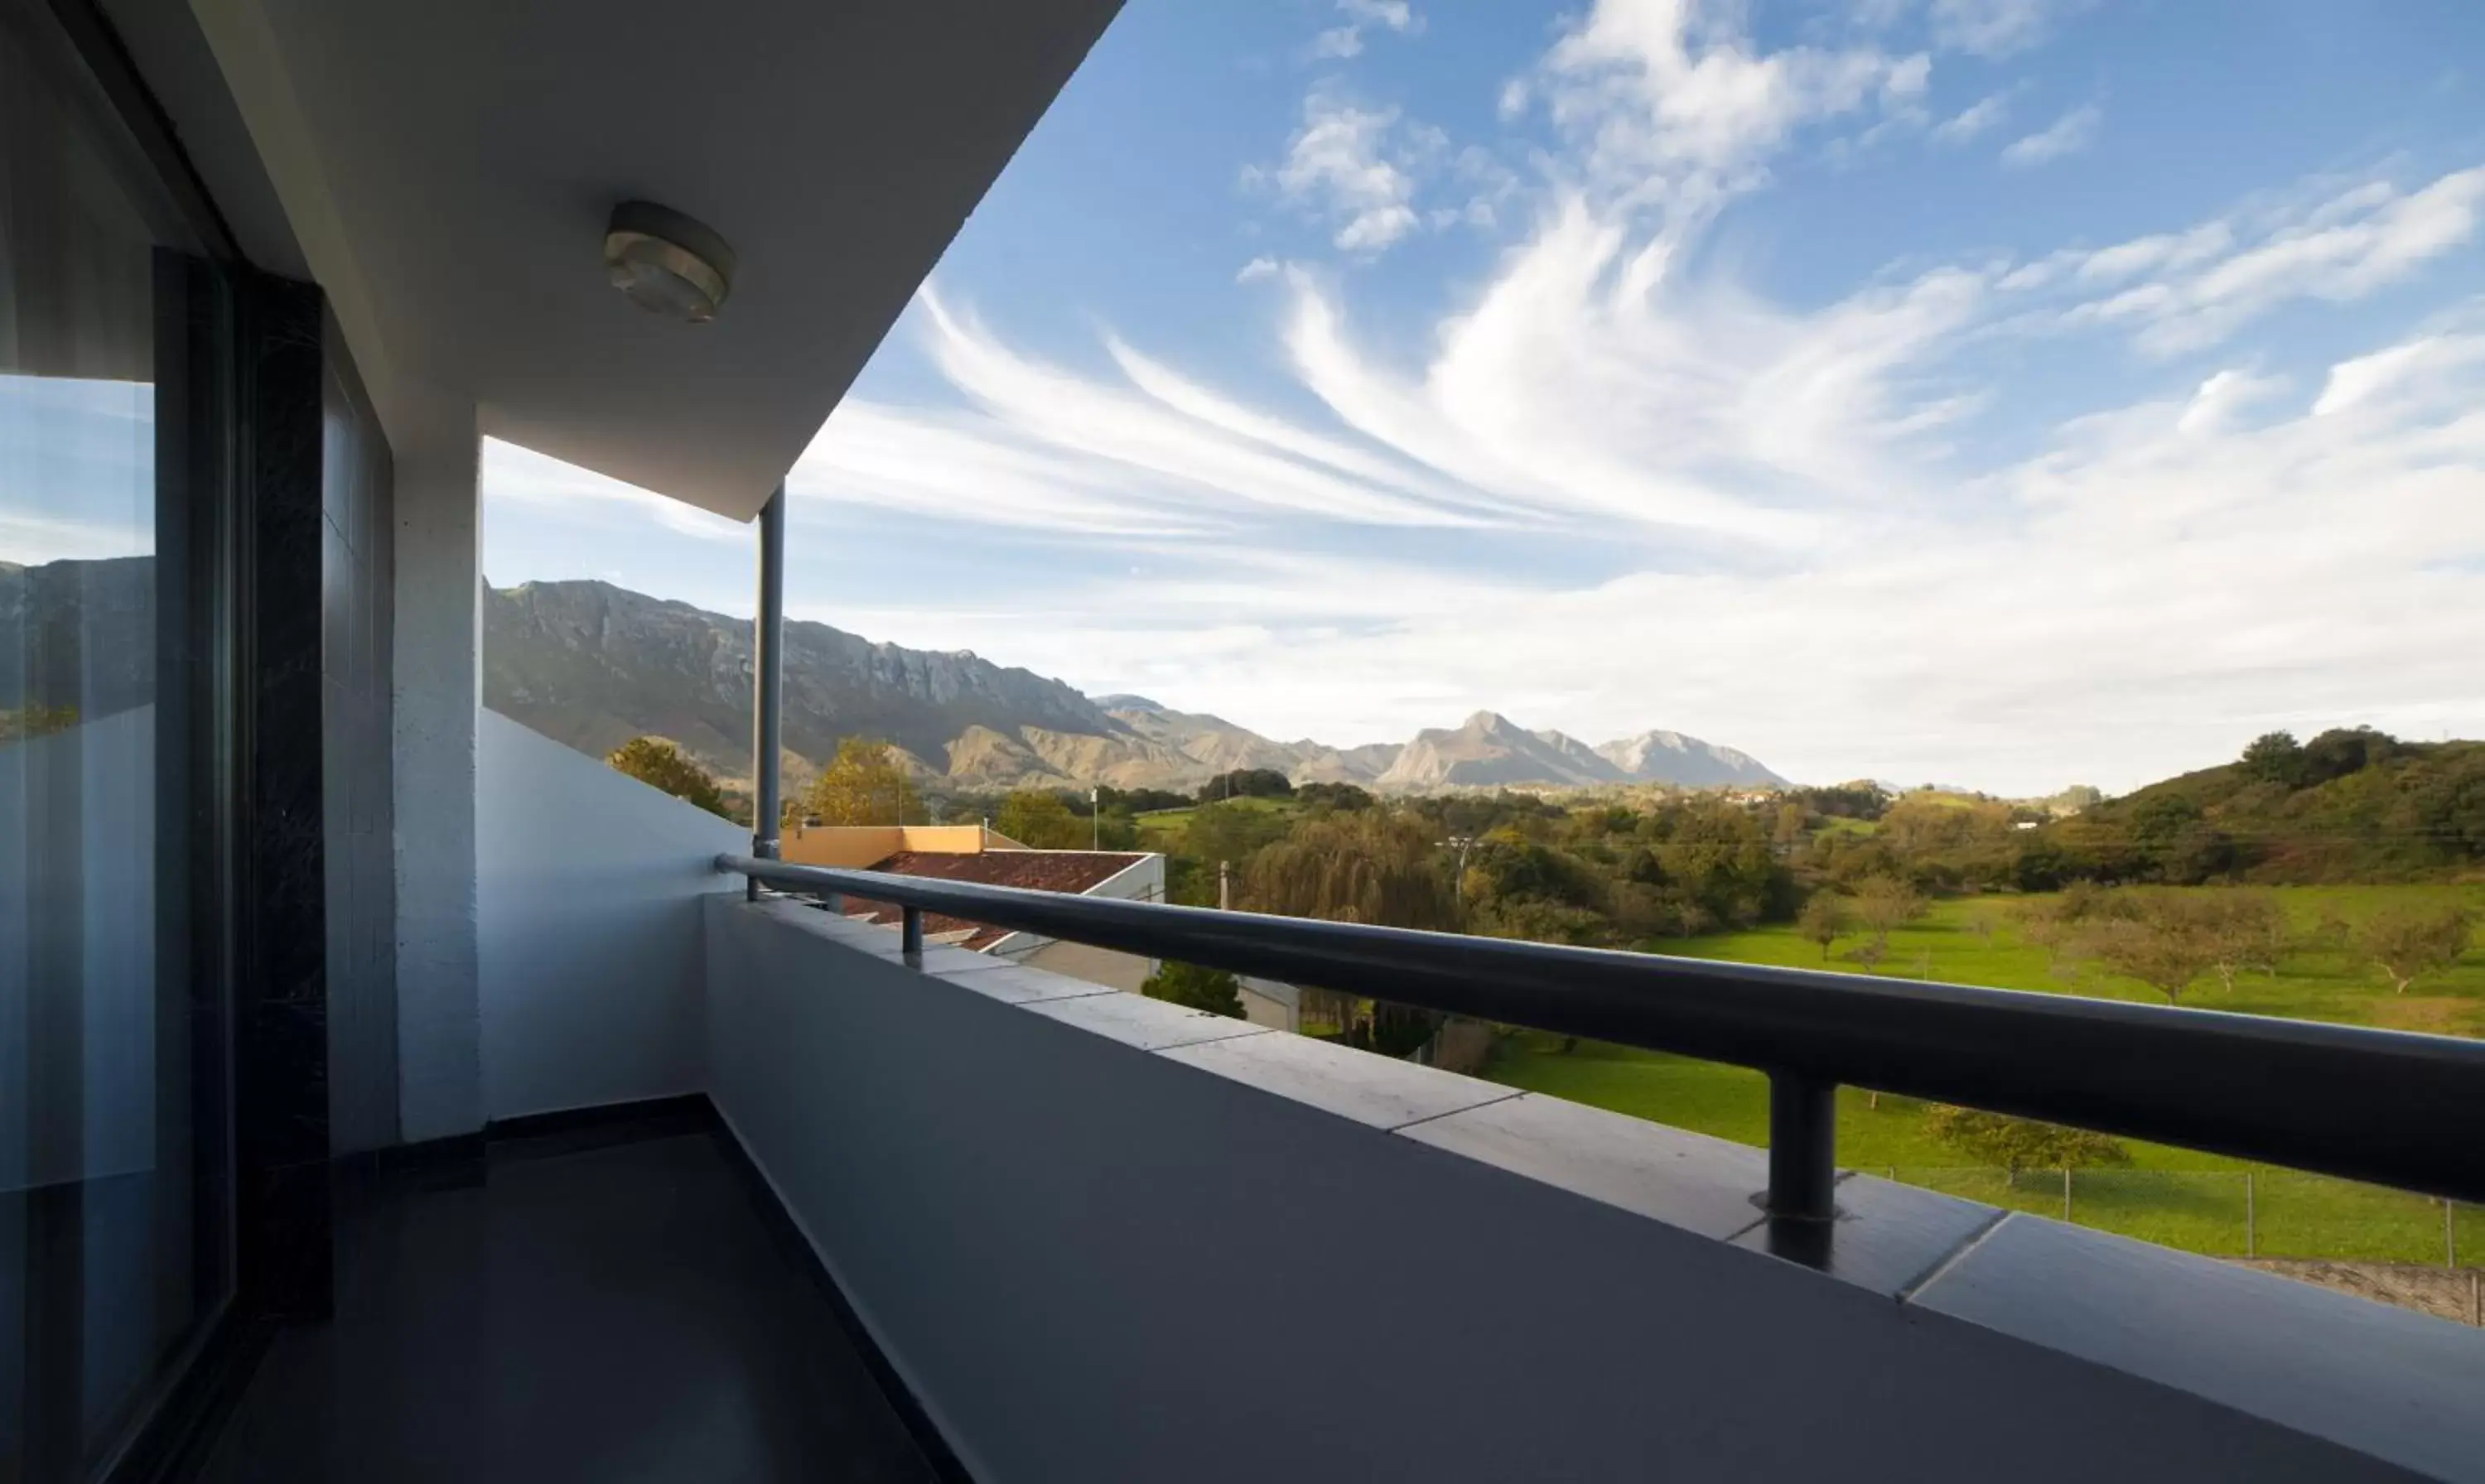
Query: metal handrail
xmin=717 ymin=854 xmax=2485 ymax=1214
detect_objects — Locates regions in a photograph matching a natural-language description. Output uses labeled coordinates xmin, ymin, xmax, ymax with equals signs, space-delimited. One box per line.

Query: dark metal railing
xmin=717 ymin=855 xmax=2485 ymax=1220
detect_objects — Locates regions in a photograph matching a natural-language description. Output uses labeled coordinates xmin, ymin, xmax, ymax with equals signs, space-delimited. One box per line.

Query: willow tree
xmin=1240 ymin=811 xmax=1455 ymax=932
xmin=1241 ymin=812 xmax=1455 ymax=1056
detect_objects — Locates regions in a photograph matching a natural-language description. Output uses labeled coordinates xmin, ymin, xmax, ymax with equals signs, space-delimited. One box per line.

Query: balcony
xmin=10 ymin=1 xmax=2485 ymax=1479
xmin=182 ymin=715 xmax=2485 ymax=1480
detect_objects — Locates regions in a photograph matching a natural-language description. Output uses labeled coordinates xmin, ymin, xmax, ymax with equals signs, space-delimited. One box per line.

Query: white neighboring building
xmin=840 ymin=848 xmax=1166 ymax=992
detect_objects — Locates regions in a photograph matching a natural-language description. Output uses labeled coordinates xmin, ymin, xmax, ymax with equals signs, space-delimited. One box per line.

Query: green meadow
xmin=1484 ymin=885 xmax=2485 ymax=1262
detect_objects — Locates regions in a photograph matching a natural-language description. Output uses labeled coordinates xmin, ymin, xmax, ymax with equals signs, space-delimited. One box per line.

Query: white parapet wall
xmin=702 ymin=894 xmax=2485 ymax=1483
xmin=475 ymin=709 xmax=746 ymax=1121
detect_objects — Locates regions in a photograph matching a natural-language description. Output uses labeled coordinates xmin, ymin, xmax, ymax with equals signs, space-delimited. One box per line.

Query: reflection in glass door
xmin=1 ymin=1 xmax=237 ymax=1476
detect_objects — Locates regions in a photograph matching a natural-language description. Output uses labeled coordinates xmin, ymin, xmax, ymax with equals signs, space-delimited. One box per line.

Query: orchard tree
xmin=1923 ymin=1106 xmax=2131 ymax=1187
xmin=2087 ymin=900 xmax=2217 ymax=1004
xmin=607 ymin=736 xmax=731 ymax=820
xmin=2358 ymin=907 xmax=2474 ymax=995
xmin=1797 ymin=893 xmax=1850 ymax=961
xmin=2197 ymin=891 xmax=2286 ymax=994
xmin=1850 ymin=874 xmax=1926 ymax=952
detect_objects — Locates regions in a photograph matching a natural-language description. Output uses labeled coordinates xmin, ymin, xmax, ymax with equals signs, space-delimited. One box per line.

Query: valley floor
xmin=1483 ymin=885 xmax=2485 ymax=1266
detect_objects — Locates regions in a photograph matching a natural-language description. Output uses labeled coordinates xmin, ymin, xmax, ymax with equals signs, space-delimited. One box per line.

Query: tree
xmin=1797 ymin=893 xmax=1850 ymax=961
xmin=2087 ymin=897 xmax=2217 ymax=1004
xmin=1098 ymin=784 xmax=1190 ymax=814
xmin=1241 ymin=811 xmax=1455 ymax=931
xmin=607 ymin=736 xmax=732 ymax=820
xmin=1184 ymin=799 xmax=1296 ymax=867
xmin=2357 ymin=907 xmax=2473 ymax=995
xmin=2195 ymin=891 xmax=2285 ymax=994
xmin=1923 ymin=1106 xmax=2131 ymax=1187
xmin=1242 ymin=811 xmax=1455 ymax=1056
xmin=2238 ymin=730 xmax=2307 ymax=788
xmin=2301 ymin=725 xmax=2398 ymax=785
xmin=1197 ymin=767 xmax=1293 ymax=802
xmin=1141 ymin=960 xmax=1244 ymax=1018
xmin=1850 ymin=874 xmax=1926 ymax=951
xmin=996 ymin=789 xmax=1085 ymax=849
xmin=1296 ymin=781 xmax=1376 ymax=812
xmin=804 ymin=736 xmax=919 ymax=825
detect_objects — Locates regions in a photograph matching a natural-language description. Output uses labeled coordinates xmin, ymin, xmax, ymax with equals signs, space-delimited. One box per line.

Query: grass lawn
xmin=1483 ymin=883 xmax=2485 ymax=1263
xmin=1136 ymin=794 xmax=1297 ymax=851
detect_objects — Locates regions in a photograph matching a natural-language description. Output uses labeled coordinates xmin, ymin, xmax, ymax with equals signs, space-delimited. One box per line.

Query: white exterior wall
xmin=388 ymin=402 xmax=485 ymax=1141
xmin=1018 ymin=938 xmax=1151 ymax=993
xmin=1235 ymin=978 xmax=1297 ymax=1033
xmin=989 ymin=853 xmax=1165 ymax=993
xmin=476 ymin=709 xmax=744 ymax=1121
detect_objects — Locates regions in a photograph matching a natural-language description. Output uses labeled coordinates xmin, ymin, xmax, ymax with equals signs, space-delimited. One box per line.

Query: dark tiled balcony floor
xmin=197 ymin=1123 xmax=939 ymax=1483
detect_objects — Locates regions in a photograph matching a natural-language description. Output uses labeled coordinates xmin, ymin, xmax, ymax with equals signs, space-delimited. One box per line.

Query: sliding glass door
xmin=1 ymin=1 xmax=239 ymax=1476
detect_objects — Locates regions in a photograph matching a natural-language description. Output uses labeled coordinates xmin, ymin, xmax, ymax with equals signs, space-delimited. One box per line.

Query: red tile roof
xmin=843 ymin=850 xmax=1149 ymax=951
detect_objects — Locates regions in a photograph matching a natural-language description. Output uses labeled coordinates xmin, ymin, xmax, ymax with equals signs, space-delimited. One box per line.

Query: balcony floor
xmin=197 ymin=1119 xmax=940 ymax=1483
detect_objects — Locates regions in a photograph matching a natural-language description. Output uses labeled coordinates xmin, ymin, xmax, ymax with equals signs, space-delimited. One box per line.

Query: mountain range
xmin=483 ymin=578 xmax=1786 ymax=793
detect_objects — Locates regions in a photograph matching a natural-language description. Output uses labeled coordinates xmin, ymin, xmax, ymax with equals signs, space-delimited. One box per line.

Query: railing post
xmin=748 ymin=481 xmax=785 ymax=902
xmin=901 ymin=904 xmax=923 ymax=961
xmin=1766 ymin=1072 xmax=1838 ymax=1224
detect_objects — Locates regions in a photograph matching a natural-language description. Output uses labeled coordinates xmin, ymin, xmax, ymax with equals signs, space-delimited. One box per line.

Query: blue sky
xmin=480 ymin=0 xmax=2485 ymax=794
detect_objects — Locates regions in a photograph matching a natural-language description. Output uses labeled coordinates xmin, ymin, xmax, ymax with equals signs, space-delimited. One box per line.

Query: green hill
xmin=2025 ymin=729 xmax=2485 ymax=886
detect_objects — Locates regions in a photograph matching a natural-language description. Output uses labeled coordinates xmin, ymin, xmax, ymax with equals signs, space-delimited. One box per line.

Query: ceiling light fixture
xmin=604 ymin=200 xmax=736 ymax=323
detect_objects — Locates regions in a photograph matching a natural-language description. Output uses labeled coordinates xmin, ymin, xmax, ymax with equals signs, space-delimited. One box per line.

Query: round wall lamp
xmin=604 ymin=200 xmax=736 ymax=323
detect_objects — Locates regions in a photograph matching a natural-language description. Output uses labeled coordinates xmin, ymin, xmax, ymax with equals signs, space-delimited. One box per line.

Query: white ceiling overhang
xmin=187 ymin=0 xmax=1122 ymax=519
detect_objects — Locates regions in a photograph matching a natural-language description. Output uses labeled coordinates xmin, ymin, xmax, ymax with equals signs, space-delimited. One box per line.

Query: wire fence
xmin=1886 ymin=1167 xmax=2483 ymax=1268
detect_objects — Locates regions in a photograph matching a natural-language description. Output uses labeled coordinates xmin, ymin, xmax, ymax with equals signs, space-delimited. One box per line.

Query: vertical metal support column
xmin=749 ymin=483 xmax=785 ymax=902
xmin=901 ymin=906 xmax=924 ymax=961
xmin=1767 ymin=1072 xmax=1838 ymax=1224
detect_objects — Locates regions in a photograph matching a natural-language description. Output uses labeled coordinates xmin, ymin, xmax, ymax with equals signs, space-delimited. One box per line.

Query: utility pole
xmin=1218 ymin=860 xmax=1231 ymax=912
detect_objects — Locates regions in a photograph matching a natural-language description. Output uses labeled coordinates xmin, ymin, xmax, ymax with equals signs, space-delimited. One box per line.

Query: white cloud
xmin=1311 ymin=0 xmax=1419 ymax=61
xmin=2058 ymin=166 xmax=2485 ymax=354
xmin=1252 ymin=89 xmax=1436 ymax=255
xmin=2071 ymin=221 xmax=2234 ymax=283
xmin=2312 ymin=333 xmax=2485 ymax=417
xmin=1931 ymin=92 xmax=2008 ymax=144
xmin=1312 ymin=27 xmax=1363 ymax=60
xmin=1927 ymin=0 xmax=2070 ymax=58
xmin=484 ymin=438 xmax=746 ymax=543
xmin=2174 ymin=368 xmax=2286 ymax=436
xmin=777 ymin=134 xmax=2485 ymax=791
xmin=1527 ymin=0 xmax=1930 ymax=217
xmin=2000 ymin=104 xmax=2099 ymax=167
xmin=1236 ymin=256 xmax=1280 ymax=283
xmin=805 ymin=315 xmax=2485 ymax=793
